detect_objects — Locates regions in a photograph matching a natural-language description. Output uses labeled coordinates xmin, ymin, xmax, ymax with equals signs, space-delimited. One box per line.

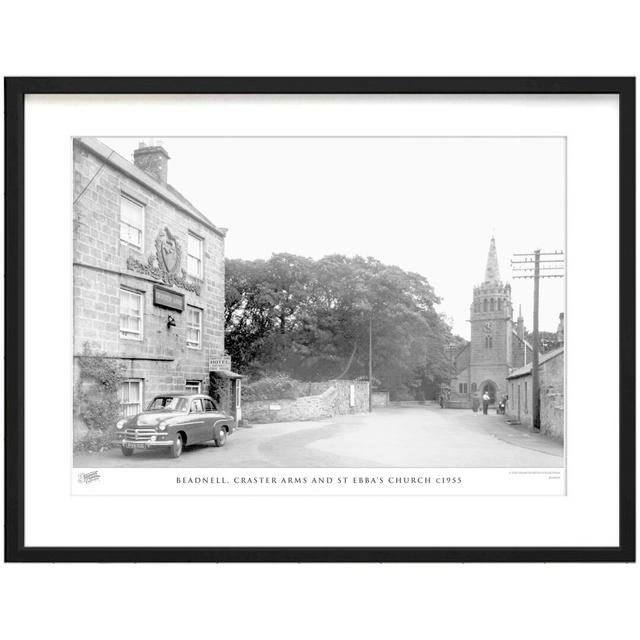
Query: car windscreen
xmin=147 ymin=397 xmax=189 ymax=412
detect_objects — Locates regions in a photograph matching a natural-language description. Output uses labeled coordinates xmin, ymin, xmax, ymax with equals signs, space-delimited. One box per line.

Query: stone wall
xmin=539 ymin=351 xmax=564 ymax=441
xmin=242 ymin=380 xmax=370 ymax=424
xmin=371 ymin=391 xmax=389 ymax=408
xmin=332 ymin=380 xmax=370 ymax=413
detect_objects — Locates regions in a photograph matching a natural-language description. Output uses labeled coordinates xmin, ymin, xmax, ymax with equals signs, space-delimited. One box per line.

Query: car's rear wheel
xmin=215 ymin=427 xmax=227 ymax=447
xmin=121 ymin=445 xmax=134 ymax=457
xmin=169 ymin=433 xmax=183 ymax=458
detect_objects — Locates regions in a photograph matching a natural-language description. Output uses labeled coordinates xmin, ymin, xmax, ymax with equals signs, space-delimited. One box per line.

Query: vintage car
xmin=114 ymin=393 xmax=235 ymax=458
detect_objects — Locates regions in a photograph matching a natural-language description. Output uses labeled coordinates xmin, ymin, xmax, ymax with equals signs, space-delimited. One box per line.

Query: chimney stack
xmin=133 ymin=141 xmax=170 ymax=183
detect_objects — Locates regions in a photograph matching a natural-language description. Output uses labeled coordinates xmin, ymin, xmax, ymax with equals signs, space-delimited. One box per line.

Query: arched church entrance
xmin=479 ymin=380 xmax=498 ymax=404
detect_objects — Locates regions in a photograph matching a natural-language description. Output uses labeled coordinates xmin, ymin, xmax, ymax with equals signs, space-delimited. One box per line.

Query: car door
xmin=202 ymin=398 xmax=221 ymax=439
xmin=187 ymin=398 xmax=206 ymax=443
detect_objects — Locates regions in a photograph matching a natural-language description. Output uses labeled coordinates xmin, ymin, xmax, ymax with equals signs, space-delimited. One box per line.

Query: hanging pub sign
xmin=209 ymin=355 xmax=231 ymax=371
xmin=153 ymin=284 xmax=185 ymax=312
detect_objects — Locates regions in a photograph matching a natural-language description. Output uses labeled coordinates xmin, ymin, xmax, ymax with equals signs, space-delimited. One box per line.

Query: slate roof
xmin=76 ymin=137 xmax=226 ymax=238
xmin=506 ymin=346 xmax=564 ymax=379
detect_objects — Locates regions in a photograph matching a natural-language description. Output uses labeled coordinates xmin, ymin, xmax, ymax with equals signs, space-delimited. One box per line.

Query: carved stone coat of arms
xmin=155 ymin=227 xmax=182 ymax=275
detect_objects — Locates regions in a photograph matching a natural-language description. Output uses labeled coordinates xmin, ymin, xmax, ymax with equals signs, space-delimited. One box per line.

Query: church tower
xmin=468 ymin=236 xmax=514 ymax=403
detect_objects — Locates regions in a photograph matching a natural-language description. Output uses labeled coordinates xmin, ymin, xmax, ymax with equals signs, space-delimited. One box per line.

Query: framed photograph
xmin=4 ymin=77 xmax=635 ymax=562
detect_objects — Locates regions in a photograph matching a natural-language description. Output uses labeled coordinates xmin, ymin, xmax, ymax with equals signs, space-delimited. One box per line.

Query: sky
xmin=99 ymin=136 xmax=566 ymax=339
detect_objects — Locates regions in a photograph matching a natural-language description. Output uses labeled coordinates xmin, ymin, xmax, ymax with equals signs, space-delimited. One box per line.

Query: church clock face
xmin=483 ymin=321 xmax=494 ymax=334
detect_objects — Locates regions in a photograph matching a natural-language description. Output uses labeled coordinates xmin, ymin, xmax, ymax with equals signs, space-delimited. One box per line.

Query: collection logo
xmin=77 ymin=470 xmax=101 ymax=484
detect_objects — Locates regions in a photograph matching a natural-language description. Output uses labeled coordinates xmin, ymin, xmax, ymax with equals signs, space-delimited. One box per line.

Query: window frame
xmin=186 ymin=305 xmax=202 ymax=349
xmin=190 ymin=398 xmax=204 ymax=413
xmin=120 ymin=379 xmax=144 ymax=417
xmin=119 ymin=287 xmax=144 ymax=341
xmin=119 ymin=194 xmax=145 ymax=250
xmin=185 ymin=379 xmax=202 ymax=394
xmin=187 ymin=231 xmax=204 ymax=279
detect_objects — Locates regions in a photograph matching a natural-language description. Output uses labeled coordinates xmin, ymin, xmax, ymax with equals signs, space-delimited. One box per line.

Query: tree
xmin=225 ymin=253 xmax=463 ymax=398
xmin=525 ymin=329 xmax=560 ymax=354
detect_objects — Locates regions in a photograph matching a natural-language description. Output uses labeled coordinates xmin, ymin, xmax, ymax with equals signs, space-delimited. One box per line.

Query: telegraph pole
xmin=531 ymin=250 xmax=541 ymax=430
xmin=511 ymin=250 xmax=564 ymax=431
xmin=368 ymin=310 xmax=373 ymax=412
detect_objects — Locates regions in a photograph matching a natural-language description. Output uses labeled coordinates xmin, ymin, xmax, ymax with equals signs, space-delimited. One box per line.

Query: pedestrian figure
xmin=482 ymin=390 xmax=490 ymax=415
xmin=471 ymin=393 xmax=480 ymax=413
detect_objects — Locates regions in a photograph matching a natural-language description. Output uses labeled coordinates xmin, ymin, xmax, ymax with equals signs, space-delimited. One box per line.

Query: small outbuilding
xmin=505 ymin=347 xmax=564 ymax=441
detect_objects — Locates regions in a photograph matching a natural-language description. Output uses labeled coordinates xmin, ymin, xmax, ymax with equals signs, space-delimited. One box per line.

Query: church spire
xmin=484 ymin=235 xmax=501 ymax=283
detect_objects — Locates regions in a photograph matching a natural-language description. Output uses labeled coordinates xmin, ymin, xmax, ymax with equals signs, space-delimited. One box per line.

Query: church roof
xmin=484 ymin=235 xmax=501 ymax=283
xmin=512 ymin=329 xmax=533 ymax=351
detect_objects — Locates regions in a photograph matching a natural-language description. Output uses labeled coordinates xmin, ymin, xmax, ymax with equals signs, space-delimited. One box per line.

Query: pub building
xmin=73 ymin=137 xmax=242 ymax=441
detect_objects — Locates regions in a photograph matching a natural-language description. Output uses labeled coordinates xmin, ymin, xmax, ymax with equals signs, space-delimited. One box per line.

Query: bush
xmin=74 ymin=343 xmax=125 ymax=450
xmin=243 ymin=374 xmax=301 ymax=401
xmin=74 ymin=431 xmax=117 ymax=453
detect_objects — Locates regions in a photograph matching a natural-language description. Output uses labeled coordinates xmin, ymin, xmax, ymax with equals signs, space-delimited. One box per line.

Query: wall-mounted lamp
xmin=167 ymin=315 xmax=176 ymax=329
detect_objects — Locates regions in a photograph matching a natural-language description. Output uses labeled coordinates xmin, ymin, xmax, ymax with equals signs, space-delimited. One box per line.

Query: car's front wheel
xmin=169 ymin=433 xmax=183 ymax=458
xmin=215 ymin=427 xmax=227 ymax=447
xmin=121 ymin=445 xmax=134 ymax=457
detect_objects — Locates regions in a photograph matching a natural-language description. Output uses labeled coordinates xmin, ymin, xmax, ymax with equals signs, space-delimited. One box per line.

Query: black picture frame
xmin=4 ymin=77 xmax=635 ymax=563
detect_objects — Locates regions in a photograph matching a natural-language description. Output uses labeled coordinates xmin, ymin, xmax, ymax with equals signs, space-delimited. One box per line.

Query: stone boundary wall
xmin=389 ymin=400 xmax=428 ymax=407
xmin=444 ymin=399 xmax=472 ymax=409
xmin=372 ymin=391 xmax=390 ymax=408
xmin=540 ymin=353 xmax=564 ymax=441
xmin=242 ymin=379 xmax=370 ymax=424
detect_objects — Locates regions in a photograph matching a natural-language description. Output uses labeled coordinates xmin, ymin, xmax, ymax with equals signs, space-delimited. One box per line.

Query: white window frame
xmin=120 ymin=379 xmax=144 ymax=417
xmin=187 ymin=231 xmax=203 ymax=278
xmin=119 ymin=194 xmax=145 ymax=250
xmin=185 ymin=380 xmax=202 ymax=394
xmin=120 ymin=287 xmax=144 ymax=341
xmin=186 ymin=305 xmax=202 ymax=349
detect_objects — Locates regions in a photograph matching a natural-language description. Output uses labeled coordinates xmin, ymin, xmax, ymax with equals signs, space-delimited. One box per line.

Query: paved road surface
xmin=74 ymin=406 xmax=564 ymax=468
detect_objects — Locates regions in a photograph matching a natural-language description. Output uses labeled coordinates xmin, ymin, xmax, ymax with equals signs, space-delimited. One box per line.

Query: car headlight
xmin=116 ymin=418 xmax=126 ymax=430
xmin=158 ymin=422 xmax=167 ymax=431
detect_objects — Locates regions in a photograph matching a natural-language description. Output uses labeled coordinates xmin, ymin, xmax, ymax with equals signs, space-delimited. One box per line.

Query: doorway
xmin=480 ymin=380 xmax=498 ymax=404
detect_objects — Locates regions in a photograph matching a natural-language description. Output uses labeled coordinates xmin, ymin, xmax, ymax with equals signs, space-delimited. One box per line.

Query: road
xmin=73 ymin=405 xmax=564 ymax=468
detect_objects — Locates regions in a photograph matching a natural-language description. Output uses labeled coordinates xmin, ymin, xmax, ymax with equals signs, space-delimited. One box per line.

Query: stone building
xmin=449 ymin=236 xmax=532 ymax=406
xmin=505 ymin=346 xmax=565 ymax=441
xmin=73 ymin=137 xmax=237 ymax=439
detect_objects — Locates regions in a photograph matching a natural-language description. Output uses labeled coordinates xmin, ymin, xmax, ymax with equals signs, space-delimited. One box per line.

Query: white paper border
xmin=24 ymin=94 xmax=619 ymax=547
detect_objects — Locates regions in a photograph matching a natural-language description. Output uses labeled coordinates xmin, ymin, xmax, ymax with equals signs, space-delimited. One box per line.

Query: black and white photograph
xmin=6 ymin=77 xmax=632 ymax=562
xmin=72 ymin=135 xmax=566 ymax=477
